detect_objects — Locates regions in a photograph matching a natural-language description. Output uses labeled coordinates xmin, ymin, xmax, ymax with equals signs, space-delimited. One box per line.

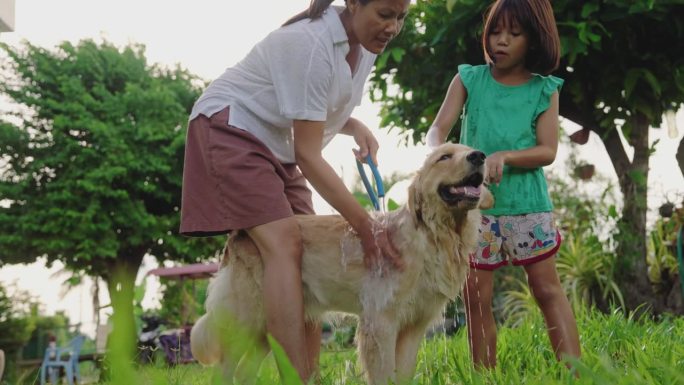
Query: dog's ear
xmin=407 ymin=176 xmax=423 ymax=225
xmin=479 ymin=185 xmax=494 ymax=210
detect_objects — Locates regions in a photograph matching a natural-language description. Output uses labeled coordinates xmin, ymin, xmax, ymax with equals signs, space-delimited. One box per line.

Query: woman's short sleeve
xmin=457 ymin=64 xmax=476 ymax=92
xmin=268 ymin=29 xmax=332 ymax=122
xmin=534 ymin=75 xmax=564 ymax=119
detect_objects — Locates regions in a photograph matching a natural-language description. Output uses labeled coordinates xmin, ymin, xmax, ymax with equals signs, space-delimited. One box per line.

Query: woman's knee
xmin=248 ymin=218 xmax=303 ymax=265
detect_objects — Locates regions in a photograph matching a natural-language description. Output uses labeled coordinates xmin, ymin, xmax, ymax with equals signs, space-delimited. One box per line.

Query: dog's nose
xmin=466 ymin=151 xmax=486 ymax=166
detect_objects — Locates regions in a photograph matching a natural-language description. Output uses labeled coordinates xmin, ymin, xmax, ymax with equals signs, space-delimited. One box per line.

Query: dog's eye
xmin=437 ymin=154 xmax=452 ymax=162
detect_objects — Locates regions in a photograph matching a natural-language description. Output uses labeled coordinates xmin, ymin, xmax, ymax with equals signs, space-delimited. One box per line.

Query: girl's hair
xmin=482 ymin=0 xmax=560 ymax=75
xmin=283 ymin=0 xmax=371 ymax=27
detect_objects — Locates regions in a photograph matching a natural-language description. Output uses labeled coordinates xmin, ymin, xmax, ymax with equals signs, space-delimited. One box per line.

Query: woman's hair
xmin=283 ymin=0 xmax=371 ymax=27
xmin=481 ymin=0 xmax=560 ymax=75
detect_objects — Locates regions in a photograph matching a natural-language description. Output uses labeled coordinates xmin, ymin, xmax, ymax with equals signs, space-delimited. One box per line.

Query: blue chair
xmin=40 ymin=334 xmax=85 ymax=385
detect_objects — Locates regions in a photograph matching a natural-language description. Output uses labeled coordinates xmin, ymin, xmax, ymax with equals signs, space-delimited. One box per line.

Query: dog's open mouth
xmin=438 ymin=172 xmax=484 ymax=205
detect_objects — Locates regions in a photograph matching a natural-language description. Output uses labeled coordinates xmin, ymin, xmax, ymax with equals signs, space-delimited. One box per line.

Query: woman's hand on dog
xmin=358 ymin=219 xmax=404 ymax=274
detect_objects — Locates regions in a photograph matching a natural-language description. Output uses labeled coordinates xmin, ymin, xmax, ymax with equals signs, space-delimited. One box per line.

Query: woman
xmin=180 ymin=0 xmax=410 ymax=381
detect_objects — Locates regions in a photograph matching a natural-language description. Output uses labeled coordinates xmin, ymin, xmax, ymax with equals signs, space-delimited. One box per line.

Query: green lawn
xmin=19 ymin=308 xmax=684 ymax=385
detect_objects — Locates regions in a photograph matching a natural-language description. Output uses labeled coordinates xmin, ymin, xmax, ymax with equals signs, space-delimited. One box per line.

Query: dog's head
xmin=408 ymin=143 xmax=493 ymax=224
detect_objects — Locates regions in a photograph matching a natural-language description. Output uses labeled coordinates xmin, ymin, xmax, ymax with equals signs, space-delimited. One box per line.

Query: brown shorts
xmin=180 ymin=107 xmax=314 ymax=237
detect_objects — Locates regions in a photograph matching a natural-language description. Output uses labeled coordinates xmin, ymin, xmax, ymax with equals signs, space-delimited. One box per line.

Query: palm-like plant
xmin=499 ymin=233 xmax=625 ymax=325
xmin=647 ymin=219 xmax=679 ymax=285
xmin=500 ymin=278 xmax=537 ymax=327
xmin=556 ymin=235 xmax=624 ymax=311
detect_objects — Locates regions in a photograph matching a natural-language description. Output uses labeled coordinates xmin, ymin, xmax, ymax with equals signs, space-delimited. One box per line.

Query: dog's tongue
xmin=450 ymin=185 xmax=481 ymax=198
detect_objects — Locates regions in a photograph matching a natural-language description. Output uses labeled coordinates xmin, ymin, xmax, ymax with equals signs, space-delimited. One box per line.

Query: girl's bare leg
xmin=463 ymin=268 xmax=497 ymax=368
xmin=524 ymin=257 xmax=581 ymax=362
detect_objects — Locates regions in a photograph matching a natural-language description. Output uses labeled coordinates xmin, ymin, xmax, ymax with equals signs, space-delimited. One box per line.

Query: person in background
xmin=426 ymin=0 xmax=580 ymax=370
xmin=46 ymin=333 xmax=61 ymax=380
xmin=180 ymin=0 xmax=410 ymax=381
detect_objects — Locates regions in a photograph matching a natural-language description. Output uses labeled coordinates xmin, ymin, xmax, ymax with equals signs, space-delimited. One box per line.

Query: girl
xmin=426 ymin=0 xmax=580 ymax=369
xmin=180 ymin=0 xmax=409 ymax=381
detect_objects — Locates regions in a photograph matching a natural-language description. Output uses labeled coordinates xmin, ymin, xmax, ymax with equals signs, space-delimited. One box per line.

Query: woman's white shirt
xmin=190 ymin=6 xmax=376 ymax=163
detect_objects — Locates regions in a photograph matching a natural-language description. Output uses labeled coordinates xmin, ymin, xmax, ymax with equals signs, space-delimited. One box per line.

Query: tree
xmin=0 ymin=39 xmax=222 ymax=360
xmin=0 ymin=284 xmax=33 ymax=382
xmin=369 ymin=0 xmax=684 ymax=312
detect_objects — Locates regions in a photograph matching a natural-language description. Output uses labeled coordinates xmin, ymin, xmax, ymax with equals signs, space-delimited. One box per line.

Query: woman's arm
xmin=340 ymin=117 xmax=379 ymax=165
xmin=293 ymin=119 xmax=402 ymax=270
xmin=426 ymin=74 xmax=467 ymax=148
xmin=486 ymin=91 xmax=560 ymax=184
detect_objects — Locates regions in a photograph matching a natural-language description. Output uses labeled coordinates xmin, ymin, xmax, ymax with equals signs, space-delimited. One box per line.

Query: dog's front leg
xmin=394 ymin=320 xmax=431 ymax=384
xmin=357 ymin=312 xmax=399 ymax=385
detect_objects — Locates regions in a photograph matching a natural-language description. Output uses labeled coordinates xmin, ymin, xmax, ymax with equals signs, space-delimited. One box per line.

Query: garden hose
xmin=678 ymin=226 xmax=684 ymax=299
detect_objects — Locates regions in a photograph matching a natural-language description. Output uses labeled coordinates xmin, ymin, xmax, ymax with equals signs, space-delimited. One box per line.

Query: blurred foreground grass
xmin=18 ymin=307 xmax=684 ymax=385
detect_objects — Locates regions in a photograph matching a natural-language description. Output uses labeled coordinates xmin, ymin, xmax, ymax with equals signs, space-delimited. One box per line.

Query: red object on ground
xmin=146 ymin=263 xmax=219 ymax=280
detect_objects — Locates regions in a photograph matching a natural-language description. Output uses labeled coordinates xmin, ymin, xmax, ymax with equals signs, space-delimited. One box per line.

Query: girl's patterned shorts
xmin=470 ymin=212 xmax=562 ymax=270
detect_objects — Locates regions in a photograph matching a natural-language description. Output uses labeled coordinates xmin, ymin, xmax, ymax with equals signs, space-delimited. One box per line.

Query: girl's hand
xmin=357 ymin=218 xmax=404 ymax=274
xmin=486 ymin=151 xmax=508 ymax=185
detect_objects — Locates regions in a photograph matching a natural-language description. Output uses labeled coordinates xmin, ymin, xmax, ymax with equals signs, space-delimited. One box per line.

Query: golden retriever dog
xmin=191 ymin=143 xmax=493 ymax=385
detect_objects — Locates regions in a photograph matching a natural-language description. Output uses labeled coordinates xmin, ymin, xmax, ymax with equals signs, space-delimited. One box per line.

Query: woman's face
xmin=347 ymin=0 xmax=410 ymax=54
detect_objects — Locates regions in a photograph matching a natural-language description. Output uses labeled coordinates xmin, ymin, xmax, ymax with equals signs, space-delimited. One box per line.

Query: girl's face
xmin=487 ymin=16 xmax=530 ymax=71
xmin=347 ymin=0 xmax=410 ymax=54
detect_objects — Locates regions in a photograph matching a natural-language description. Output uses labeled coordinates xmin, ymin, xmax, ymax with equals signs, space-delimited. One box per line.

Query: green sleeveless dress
xmin=458 ymin=64 xmax=563 ymax=216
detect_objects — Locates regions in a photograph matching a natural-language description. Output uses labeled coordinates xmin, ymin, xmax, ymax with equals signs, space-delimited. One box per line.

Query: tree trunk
xmin=560 ymin=94 xmax=680 ymax=314
xmin=604 ymin=116 xmax=661 ymax=312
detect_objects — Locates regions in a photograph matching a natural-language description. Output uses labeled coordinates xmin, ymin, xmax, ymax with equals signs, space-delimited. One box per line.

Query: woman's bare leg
xmin=247 ymin=217 xmax=311 ymax=381
xmin=305 ymin=321 xmax=321 ymax=383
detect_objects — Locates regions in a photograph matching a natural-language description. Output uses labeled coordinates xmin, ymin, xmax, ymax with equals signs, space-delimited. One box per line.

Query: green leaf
xmin=578 ymin=22 xmax=589 ymax=44
xmin=608 ymin=205 xmax=618 ymax=219
xmin=446 ymin=0 xmax=457 ymax=13
xmin=624 ymin=69 xmax=640 ymax=99
xmin=581 ymin=3 xmax=599 ymax=18
xmin=429 ymin=26 xmax=447 ymax=47
xmin=648 ymin=138 xmax=660 ymax=156
xmin=390 ymin=47 xmax=406 ymax=63
xmin=587 ymin=31 xmax=601 ymax=43
xmin=642 ymin=69 xmax=662 ymax=97
xmin=375 ymin=51 xmax=390 ymax=71
xmin=267 ymin=334 xmax=304 ymax=385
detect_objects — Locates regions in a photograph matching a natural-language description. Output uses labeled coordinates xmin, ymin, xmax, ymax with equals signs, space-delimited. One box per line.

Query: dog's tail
xmin=190 ymin=314 xmax=221 ymax=365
